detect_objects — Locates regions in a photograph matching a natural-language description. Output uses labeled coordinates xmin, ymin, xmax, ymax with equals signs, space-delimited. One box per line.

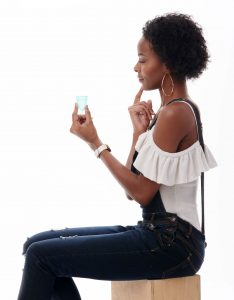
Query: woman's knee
xmin=25 ymin=240 xmax=46 ymax=259
xmin=23 ymin=236 xmax=35 ymax=255
xmin=22 ymin=227 xmax=69 ymax=255
xmin=22 ymin=229 xmax=54 ymax=255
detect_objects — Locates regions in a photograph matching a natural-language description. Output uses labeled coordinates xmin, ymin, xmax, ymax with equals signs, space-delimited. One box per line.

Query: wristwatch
xmin=94 ymin=144 xmax=111 ymax=158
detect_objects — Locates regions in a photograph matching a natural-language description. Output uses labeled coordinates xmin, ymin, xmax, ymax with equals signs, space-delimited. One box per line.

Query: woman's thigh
xmin=24 ymin=226 xmax=188 ymax=281
xmin=22 ymin=225 xmax=132 ymax=255
xmin=23 ymin=225 xmax=200 ymax=280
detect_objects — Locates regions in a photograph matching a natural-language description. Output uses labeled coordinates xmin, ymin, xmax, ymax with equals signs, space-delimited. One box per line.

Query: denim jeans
xmin=17 ymin=218 xmax=205 ymax=300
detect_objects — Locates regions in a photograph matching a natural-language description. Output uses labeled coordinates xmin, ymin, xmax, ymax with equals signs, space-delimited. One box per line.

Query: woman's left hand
xmin=70 ymin=103 xmax=99 ymax=144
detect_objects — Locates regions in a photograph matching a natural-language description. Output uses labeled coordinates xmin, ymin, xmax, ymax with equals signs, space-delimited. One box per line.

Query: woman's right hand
xmin=128 ymin=87 xmax=156 ymax=135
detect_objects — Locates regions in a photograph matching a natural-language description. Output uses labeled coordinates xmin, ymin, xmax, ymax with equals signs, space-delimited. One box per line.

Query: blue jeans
xmin=17 ymin=219 xmax=205 ymax=300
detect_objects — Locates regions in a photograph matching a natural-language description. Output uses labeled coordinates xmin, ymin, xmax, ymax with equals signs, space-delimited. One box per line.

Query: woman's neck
xmin=159 ymin=79 xmax=191 ymax=107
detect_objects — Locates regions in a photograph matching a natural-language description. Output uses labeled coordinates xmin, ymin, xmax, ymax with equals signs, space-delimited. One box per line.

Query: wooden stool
xmin=111 ymin=274 xmax=200 ymax=300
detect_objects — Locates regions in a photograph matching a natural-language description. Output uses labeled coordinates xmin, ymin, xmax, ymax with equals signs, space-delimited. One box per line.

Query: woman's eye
xmin=138 ymin=60 xmax=145 ymax=64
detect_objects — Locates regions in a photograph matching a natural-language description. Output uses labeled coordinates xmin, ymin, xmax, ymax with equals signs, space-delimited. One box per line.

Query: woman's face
xmin=134 ymin=37 xmax=167 ymax=91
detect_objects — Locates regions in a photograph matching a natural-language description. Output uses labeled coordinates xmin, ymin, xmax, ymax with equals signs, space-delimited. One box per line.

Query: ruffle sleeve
xmin=133 ymin=130 xmax=218 ymax=186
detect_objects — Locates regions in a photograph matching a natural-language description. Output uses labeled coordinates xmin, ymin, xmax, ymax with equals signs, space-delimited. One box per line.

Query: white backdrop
xmin=0 ymin=0 xmax=232 ymax=299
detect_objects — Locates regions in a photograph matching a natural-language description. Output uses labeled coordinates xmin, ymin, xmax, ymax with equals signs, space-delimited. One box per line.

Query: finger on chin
xmin=134 ymin=86 xmax=144 ymax=104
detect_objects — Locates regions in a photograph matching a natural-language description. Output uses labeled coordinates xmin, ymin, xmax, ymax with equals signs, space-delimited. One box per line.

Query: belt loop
xmin=150 ymin=213 xmax=156 ymax=222
xmin=186 ymin=223 xmax=193 ymax=239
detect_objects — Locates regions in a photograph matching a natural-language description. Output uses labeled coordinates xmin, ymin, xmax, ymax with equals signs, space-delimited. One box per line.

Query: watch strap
xmin=94 ymin=144 xmax=111 ymax=158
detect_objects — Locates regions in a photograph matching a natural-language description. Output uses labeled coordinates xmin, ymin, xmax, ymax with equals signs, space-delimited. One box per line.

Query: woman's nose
xmin=133 ymin=62 xmax=139 ymax=72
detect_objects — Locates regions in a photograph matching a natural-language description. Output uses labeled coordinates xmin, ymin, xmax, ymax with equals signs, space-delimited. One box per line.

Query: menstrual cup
xmin=76 ymin=96 xmax=88 ymax=114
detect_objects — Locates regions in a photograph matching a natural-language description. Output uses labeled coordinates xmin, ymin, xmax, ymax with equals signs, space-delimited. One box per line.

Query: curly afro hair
xmin=142 ymin=12 xmax=210 ymax=81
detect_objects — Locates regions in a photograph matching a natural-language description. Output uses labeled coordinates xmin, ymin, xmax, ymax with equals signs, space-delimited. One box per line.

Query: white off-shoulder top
xmin=133 ymin=109 xmax=218 ymax=231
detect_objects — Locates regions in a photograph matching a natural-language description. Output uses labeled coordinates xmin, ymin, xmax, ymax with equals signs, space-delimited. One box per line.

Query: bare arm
xmin=70 ymin=87 xmax=159 ymax=207
xmin=123 ymin=87 xmax=156 ymax=200
xmin=88 ymin=137 xmax=161 ymax=207
xmin=124 ymin=133 xmax=140 ymax=200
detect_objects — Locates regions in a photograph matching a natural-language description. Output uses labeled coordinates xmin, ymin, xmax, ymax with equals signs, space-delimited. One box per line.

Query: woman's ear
xmin=162 ymin=63 xmax=170 ymax=74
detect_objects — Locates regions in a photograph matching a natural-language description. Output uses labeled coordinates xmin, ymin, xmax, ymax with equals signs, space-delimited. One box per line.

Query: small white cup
xmin=76 ymin=96 xmax=88 ymax=115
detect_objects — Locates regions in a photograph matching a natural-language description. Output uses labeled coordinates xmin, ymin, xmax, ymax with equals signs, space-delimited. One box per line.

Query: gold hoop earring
xmin=161 ymin=73 xmax=174 ymax=97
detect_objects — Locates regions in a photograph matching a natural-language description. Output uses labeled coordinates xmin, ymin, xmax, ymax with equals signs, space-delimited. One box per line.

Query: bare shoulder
xmin=152 ymin=102 xmax=189 ymax=152
xmin=155 ymin=99 xmax=199 ymax=142
xmin=160 ymin=99 xmax=199 ymax=126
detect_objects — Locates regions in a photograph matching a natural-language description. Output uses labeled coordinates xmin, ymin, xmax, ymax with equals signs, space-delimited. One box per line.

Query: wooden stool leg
xmin=111 ymin=275 xmax=201 ymax=300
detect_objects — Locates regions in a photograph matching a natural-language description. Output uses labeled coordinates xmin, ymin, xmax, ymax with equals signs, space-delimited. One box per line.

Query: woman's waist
xmin=139 ymin=211 xmax=206 ymax=259
xmin=141 ymin=211 xmax=204 ymax=239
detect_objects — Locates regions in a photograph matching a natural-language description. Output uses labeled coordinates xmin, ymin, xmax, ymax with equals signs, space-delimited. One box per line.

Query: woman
xmin=17 ymin=12 xmax=218 ymax=300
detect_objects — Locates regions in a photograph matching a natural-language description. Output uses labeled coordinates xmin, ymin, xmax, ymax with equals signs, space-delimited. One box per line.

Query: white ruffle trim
xmin=133 ymin=130 xmax=218 ymax=186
